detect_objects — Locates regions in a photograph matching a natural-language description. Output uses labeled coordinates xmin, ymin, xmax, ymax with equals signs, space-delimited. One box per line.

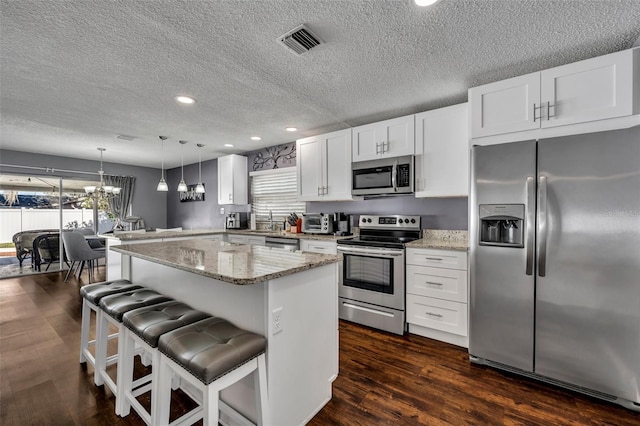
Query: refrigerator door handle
xmin=538 ymin=175 xmax=548 ymax=277
xmin=526 ymin=176 xmax=535 ymax=275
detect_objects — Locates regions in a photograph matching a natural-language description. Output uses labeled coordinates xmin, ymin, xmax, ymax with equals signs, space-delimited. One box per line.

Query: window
xmin=250 ymin=168 xmax=305 ymax=222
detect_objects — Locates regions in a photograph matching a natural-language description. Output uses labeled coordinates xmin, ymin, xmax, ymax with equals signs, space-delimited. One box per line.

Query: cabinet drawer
xmin=300 ymin=240 xmax=337 ymax=255
xmin=406 ymin=248 xmax=467 ymax=270
xmin=407 ymin=295 xmax=468 ymax=336
xmin=227 ymin=235 xmax=247 ymax=244
xmin=406 ymin=265 xmax=467 ymax=303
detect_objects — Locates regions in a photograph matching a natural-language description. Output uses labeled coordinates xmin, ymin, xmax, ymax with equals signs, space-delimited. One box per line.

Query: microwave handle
xmin=392 ymin=159 xmax=398 ymax=192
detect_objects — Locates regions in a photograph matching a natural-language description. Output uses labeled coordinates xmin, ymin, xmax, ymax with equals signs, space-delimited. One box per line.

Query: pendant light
xmin=156 ymin=136 xmax=169 ymax=191
xmin=177 ymin=140 xmax=188 ymax=192
xmin=195 ymin=143 xmax=205 ymax=194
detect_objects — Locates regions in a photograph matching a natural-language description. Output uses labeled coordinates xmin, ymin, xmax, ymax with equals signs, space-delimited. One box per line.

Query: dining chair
xmin=61 ymin=231 xmax=106 ymax=283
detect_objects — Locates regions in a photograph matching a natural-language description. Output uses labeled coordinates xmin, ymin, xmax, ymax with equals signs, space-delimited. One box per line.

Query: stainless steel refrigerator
xmin=469 ymin=126 xmax=640 ymax=411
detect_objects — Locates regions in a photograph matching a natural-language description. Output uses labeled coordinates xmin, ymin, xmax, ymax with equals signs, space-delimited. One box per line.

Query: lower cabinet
xmin=299 ymin=239 xmax=337 ymax=255
xmin=406 ymin=247 xmax=469 ymax=347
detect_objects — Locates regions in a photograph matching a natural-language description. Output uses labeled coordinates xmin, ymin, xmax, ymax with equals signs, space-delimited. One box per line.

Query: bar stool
xmin=155 ymin=317 xmax=269 ymax=426
xmin=97 ymin=289 xmax=172 ymax=414
xmin=79 ymin=279 xmax=143 ymax=385
xmin=119 ymin=301 xmax=210 ymax=424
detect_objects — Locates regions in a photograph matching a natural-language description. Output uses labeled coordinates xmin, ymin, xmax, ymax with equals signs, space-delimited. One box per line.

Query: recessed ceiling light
xmin=175 ymin=95 xmax=196 ymax=105
xmin=251 ymin=136 xmax=262 ymax=141
xmin=414 ymin=0 xmax=439 ymax=6
xmin=224 ymin=144 xmax=234 ymax=147
xmin=285 ymin=127 xmax=298 ymax=132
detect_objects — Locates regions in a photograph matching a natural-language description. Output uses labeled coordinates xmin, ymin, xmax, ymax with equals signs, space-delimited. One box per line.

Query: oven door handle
xmin=337 ymin=245 xmax=404 ymax=256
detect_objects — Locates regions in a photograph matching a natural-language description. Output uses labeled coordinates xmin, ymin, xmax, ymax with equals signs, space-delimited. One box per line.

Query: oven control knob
xmin=411 ymin=218 xmax=416 ymax=224
xmin=361 ymin=218 xmax=366 ymax=223
xmin=398 ymin=219 xmax=404 ymax=223
xmin=367 ymin=218 xmax=372 ymax=223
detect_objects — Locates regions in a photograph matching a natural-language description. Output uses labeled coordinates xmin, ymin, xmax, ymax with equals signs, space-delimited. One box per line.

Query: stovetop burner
xmin=337 ymin=214 xmax=421 ymax=248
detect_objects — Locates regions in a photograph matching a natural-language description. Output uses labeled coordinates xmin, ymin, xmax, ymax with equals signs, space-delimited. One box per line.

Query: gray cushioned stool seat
xmin=158 ymin=317 xmax=266 ymax=385
xmin=80 ymin=279 xmax=143 ymax=304
xmin=123 ymin=301 xmax=210 ymax=347
xmin=99 ymin=289 xmax=172 ymax=322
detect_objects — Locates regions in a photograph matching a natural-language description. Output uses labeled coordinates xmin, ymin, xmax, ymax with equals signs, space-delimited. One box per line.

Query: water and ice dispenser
xmin=478 ymin=204 xmax=524 ymax=248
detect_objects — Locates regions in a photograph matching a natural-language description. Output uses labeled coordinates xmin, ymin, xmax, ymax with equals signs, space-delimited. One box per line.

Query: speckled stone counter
xmin=406 ymin=229 xmax=469 ymax=251
xmin=103 ymin=229 xmax=226 ymax=241
xmin=104 ymin=228 xmax=352 ymax=242
xmin=111 ymin=238 xmax=339 ymax=285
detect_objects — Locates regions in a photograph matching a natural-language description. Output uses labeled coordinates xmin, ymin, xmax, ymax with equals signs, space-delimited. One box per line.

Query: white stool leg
xmin=79 ymin=299 xmax=92 ymax=363
xmin=154 ymin=356 xmax=173 ymax=426
xmin=203 ymin=383 xmax=220 ymax=426
xmin=255 ymin=353 xmax=269 ymax=426
xmin=118 ymin=328 xmax=136 ymax=417
xmin=94 ymin=309 xmax=108 ymax=386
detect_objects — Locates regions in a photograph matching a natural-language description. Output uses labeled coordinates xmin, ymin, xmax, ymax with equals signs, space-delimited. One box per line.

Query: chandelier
xmin=84 ymin=147 xmax=121 ymax=198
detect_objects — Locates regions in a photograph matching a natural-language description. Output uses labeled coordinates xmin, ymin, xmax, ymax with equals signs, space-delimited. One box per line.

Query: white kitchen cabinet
xmin=227 ymin=234 xmax=265 ymax=246
xmin=352 ymin=114 xmax=415 ymax=162
xmin=414 ymin=103 xmax=469 ymax=197
xmin=218 ymin=154 xmax=248 ymax=205
xmin=470 ymin=48 xmax=640 ymax=141
xmin=299 ymin=239 xmax=337 ymax=255
xmin=296 ymin=129 xmax=352 ymax=201
xmin=406 ymin=247 xmax=468 ymax=347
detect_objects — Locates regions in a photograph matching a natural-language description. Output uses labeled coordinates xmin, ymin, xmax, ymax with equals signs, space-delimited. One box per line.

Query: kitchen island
xmin=111 ymin=238 xmax=340 ymax=426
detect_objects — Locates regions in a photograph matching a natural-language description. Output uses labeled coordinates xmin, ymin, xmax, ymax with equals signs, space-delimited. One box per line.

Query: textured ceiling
xmin=1 ymin=0 xmax=639 ymax=169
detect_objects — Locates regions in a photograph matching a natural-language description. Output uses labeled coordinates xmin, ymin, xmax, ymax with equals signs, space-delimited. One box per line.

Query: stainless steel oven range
xmin=337 ymin=214 xmax=421 ymax=335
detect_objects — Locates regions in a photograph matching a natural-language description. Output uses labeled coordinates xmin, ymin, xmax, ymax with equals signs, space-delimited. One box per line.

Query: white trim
xmin=249 ymin=167 xmax=294 ymax=177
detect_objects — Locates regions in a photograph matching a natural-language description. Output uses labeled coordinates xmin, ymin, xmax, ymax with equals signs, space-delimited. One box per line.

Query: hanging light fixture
xmin=195 ymin=143 xmax=205 ymax=194
xmin=177 ymin=140 xmax=188 ymax=192
xmin=84 ymin=147 xmax=121 ymax=199
xmin=157 ymin=136 xmax=169 ymax=191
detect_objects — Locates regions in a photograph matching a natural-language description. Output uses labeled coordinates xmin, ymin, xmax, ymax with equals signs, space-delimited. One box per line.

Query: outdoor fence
xmin=0 ymin=208 xmax=95 ymax=244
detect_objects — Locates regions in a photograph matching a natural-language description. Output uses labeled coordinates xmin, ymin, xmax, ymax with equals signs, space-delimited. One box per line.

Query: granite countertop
xmin=110 ymin=239 xmax=340 ymax=285
xmin=405 ymin=230 xmax=469 ymax=251
xmin=104 ymin=228 xmax=353 ymax=242
xmin=102 ymin=229 xmax=226 ymax=241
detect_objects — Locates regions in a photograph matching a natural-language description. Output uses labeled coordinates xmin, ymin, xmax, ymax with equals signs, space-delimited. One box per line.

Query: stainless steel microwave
xmin=351 ymin=155 xmax=414 ymax=196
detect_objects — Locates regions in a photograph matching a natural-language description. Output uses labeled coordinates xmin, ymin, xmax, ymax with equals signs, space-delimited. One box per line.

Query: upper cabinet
xmin=297 ymin=129 xmax=352 ymax=201
xmin=414 ymin=103 xmax=469 ymax=198
xmin=352 ymin=114 xmax=415 ymax=162
xmin=218 ymin=154 xmax=248 ymax=205
xmin=470 ymin=48 xmax=640 ymax=142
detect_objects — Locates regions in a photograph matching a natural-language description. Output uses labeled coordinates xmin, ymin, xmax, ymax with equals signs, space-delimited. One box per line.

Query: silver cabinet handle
xmin=426 ymin=312 xmax=443 ymax=318
xmin=425 ymin=257 xmax=443 ymax=261
xmin=525 ymin=176 xmax=535 ymax=275
xmin=425 ymin=281 xmax=443 ymax=286
xmin=538 ymin=176 xmax=548 ymax=277
xmin=383 ymin=141 xmax=389 ymax=153
xmin=228 ymin=193 xmax=232 ymax=201
xmin=323 ymin=186 xmax=328 ymax=195
xmin=546 ymin=101 xmax=554 ymax=120
xmin=533 ymin=103 xmax=543 ymax=122
xmin=375 ymin=142 xmax=381 ymax=154
xmin=317 ymin=186 xmax=321 ymax=196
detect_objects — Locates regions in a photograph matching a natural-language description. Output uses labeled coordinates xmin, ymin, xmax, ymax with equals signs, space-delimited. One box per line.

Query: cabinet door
xmin=323 ymin=129 xmax=352 ymax=200
xmin=296 ymin=136 xmax=323 ymax=201
xmin=352 ymin=115 xmax=415 ymax=161
xmin=470 ymin=72 xmax=541 ymax=138
xmin=217 ymin=155 xmax=248 ymax=205
xmin=415 ymin=103 xmax=469 ymax=197
xmin=541 ymin=49 xmax=635 ymax=129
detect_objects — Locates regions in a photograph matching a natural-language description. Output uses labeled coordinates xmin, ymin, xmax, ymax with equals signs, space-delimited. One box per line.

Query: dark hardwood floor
xmin=1 ymin=270 xmax=639 ymax=425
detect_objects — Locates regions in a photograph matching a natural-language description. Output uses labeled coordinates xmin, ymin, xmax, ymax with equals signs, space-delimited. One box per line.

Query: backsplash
xmin=308 ymin=196 xmax=468 ymax=230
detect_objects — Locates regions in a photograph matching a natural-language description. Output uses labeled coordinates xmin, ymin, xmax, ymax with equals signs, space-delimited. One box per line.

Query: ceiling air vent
xmin=278 ymin=24 xmax=322 ymax=55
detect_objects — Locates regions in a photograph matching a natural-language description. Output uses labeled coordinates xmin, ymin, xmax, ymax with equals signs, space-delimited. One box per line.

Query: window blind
xmin=250 ymin=168 xmax=306 ymax=222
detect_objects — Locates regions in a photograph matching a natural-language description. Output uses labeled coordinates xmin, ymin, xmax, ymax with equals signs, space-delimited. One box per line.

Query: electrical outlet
xmin=272 ymin=307 xmax=283 ymax=335
xmin=220 ymin=208 xmax=225 ymax=214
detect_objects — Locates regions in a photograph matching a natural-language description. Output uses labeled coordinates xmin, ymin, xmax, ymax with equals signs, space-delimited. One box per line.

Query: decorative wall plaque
xmin=179 ymin=184 xmax=205 ymax=202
